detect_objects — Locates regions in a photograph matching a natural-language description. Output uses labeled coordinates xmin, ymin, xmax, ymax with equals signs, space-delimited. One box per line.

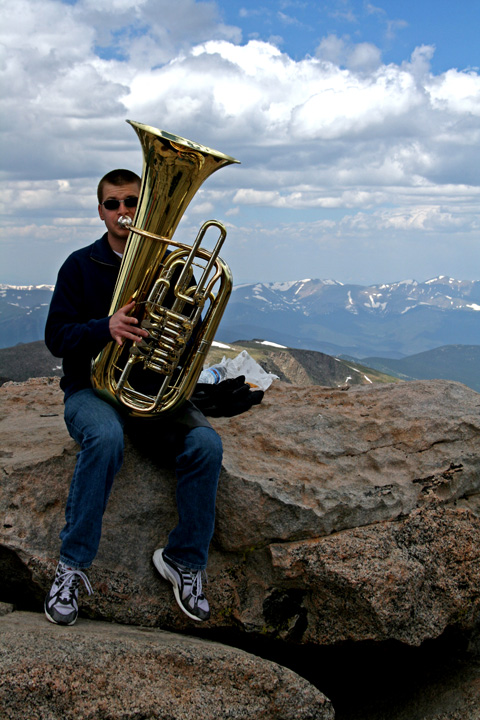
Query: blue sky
xmin=221 ymin=0 xmax=479 ymax=72
xmin=1 ymin=0 xmax=479 ymax=287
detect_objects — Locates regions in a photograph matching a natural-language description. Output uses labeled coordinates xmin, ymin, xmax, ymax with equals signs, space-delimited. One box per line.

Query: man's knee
xmin=84 ymin=419 xmax=124 ymax=457
xmin=181 ymin=426 xmax=223 ymax=466
xmin=194 ymin=426 xmax=222 ymax=457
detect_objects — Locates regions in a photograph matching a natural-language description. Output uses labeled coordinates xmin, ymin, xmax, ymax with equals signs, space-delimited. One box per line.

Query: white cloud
xmin=0 ymin=0 xmax=479 ymax=287
xmin=343 ymin=205 xmax=479 ymax=234
xmin=429 ymin=68 xmax=480 ymax=113
xmin=316 ymin=34 xmax=382 ymax=71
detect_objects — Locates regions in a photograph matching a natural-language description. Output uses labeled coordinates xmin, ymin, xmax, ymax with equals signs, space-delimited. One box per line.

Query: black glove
xmin=192 ymin=375 xmax=264 ymax=417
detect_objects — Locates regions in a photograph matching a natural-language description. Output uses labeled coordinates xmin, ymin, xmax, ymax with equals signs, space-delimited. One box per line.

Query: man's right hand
xmin=109 ymin=301 xmax=149 ymax=346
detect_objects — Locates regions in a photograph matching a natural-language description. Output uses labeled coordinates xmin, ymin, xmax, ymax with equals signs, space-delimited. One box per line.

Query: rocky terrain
xmin=1 ymin=376 xmax=480 ymax=718
xmin=0 ymin=607 xmax=331 ymax=720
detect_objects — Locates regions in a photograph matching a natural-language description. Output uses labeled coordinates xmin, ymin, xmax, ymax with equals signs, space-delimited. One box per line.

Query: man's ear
xmin=98 ymin=204 xmax=105 ymax=222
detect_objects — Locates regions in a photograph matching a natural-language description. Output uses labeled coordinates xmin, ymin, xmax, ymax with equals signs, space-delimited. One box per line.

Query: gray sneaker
xmin=44 ymin=561 xmax=93 ymax=626
xmin=152 ymin=548 xmax=210 ymax=622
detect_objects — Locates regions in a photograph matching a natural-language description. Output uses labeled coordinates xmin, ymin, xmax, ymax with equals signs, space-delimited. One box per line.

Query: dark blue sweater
xmin=45 ymin=233 xmax=121 ymax=400
xmin=45 ymin=234 xmax=211 ymax=429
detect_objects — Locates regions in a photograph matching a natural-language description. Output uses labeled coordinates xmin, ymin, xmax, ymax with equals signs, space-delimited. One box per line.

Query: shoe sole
xmin=44 ymin=602 xmax=77 ymax=626
xmin=152 ymin=549 xmax=204 ymax=622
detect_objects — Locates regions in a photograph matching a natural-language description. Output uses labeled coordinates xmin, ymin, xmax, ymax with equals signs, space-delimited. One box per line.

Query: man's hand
xmin=109 ymin=301 xmax=149 ymax=346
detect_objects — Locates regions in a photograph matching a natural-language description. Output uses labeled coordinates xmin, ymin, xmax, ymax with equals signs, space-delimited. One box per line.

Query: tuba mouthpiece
xmin=118 ymin=215 xmax=132 ymax=228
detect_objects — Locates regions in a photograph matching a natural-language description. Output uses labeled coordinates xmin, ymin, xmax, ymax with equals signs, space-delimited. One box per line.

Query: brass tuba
xmin=90 ymin=120 xmax=239 ymax=416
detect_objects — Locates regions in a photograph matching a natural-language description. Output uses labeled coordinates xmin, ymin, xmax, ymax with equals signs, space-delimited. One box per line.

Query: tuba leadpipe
xmin=90 ymin=120 xmax=239 ymax=416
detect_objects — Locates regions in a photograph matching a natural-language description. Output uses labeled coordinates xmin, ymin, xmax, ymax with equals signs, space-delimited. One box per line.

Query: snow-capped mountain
xmin=0 ymin=278 xmax=479 ymax=357
xmin=0 ymin=285 xmax=54 ymax=349
xmin=217 ymin=277 xmax=480 ymax=358
xmin=230 ymin=277 xmax=480 ymax=316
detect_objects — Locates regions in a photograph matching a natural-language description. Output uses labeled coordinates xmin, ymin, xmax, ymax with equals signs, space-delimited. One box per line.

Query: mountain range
xmin=217 ymin=276 xmax=480 ymax=358
xmin=0 ymin=285 xmax=53 ymax=349
xmin=2 ymin=277 xmax=479 ymax=358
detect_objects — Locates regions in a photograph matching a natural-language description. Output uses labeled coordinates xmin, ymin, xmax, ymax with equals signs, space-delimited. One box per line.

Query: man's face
xmin=98 ymin=181 xmax=140 ymax=247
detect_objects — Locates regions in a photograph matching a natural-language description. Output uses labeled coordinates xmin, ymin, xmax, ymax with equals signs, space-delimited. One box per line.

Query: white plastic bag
xmin=208 ymin=350 xmax=278 ymax=391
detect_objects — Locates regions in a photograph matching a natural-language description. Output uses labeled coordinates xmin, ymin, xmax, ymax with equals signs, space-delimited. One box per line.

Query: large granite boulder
xmin=1 ymin=376 xmax=480 ymax=649
xmin=0 ymin=609 xmax=333 ymax=720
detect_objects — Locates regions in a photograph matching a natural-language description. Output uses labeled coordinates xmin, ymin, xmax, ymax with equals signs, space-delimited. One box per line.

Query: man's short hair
xmin=97 ymin=169 xmax=141 ymax=203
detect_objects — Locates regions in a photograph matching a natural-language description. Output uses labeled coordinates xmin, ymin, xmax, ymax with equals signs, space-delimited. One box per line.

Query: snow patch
xmin=255 ymin=340 xmax=287 ymax=348
xmin=269 ymin=280 xmax=301 ymax=292
xmin=364 ymin=296 xmax=387 ymax=310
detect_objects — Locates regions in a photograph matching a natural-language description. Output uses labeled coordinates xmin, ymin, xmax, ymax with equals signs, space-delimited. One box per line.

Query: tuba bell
xmin=90 ymin=120 xmax=239 ymax=416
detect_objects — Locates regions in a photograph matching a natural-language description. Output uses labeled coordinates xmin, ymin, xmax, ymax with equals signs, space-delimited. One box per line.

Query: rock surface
xmin=2 ymin=376 xmax=480 ymax=719
xmin=0 ymin=608 xmax=333 ymax=720
xmin=1 ymin=377 xmax=480 ymax=649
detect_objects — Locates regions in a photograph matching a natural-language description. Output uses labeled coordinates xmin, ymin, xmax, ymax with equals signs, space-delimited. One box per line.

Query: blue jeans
xmin=61 ymin=389 xmax=222 ymax=571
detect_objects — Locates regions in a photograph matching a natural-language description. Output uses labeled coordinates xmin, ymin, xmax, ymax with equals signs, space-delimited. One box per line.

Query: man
xmin=44 ymin=169 xmax=223 ymax=626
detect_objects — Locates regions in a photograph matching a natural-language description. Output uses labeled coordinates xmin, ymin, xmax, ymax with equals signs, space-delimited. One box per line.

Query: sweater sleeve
xmin=45 ymin=254 xmax=112 ymax=360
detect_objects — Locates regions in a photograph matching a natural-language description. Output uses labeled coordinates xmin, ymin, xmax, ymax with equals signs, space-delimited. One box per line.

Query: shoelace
xmin=186 ymin=568 xmax=208 ymax=600
xmin=191 ymin=571 xmax=202 ymax=599
xmin=56 ymin=567 xmax=93 ymax=600
xmin=176 ymin=564 xmax=204 ymax=598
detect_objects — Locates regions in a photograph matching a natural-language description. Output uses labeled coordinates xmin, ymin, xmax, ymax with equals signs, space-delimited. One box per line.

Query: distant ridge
xmin=361 ymin=345 xmax=480 ymax=393
xmin=1 ymin=339 xmax=477 ymax=394
xmin=0 ymin=340 xmax=63 ymax=386
xmin=0 ymin=339 xmax=396 ymax=390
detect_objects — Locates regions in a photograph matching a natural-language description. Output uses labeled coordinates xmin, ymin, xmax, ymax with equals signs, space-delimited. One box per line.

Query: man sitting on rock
xmin=44 ymin=169 xmax=223 ymax=626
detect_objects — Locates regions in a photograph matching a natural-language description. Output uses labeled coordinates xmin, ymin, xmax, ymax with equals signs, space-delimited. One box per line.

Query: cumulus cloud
xmin=1 ymin=0 xmax=479 ymax=285
xmin=315 ymin=34 xmax=382 ymax=71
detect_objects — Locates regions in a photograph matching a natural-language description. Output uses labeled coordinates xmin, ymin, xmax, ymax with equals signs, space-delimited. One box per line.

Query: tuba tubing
xmin=90 ymin=120 xmax=239 ymax=416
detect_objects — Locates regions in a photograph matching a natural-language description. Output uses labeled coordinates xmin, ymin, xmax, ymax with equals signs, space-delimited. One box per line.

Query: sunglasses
xmin=101 ymin=196 xmax=138 ymax=211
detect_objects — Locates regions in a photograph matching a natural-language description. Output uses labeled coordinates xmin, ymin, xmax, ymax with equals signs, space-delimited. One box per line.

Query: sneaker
xmin=152 ymin=548 xmax=210 ymax=622
xmin=44 ymin=561 xmax=93 ymax=626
